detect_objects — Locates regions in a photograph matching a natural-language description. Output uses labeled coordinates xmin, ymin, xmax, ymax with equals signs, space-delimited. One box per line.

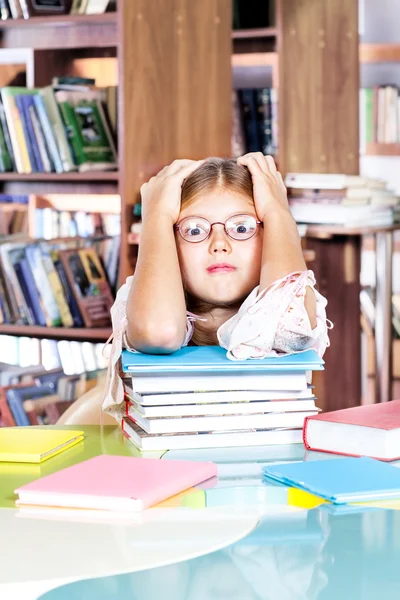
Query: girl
xmin=103 ymin=153 xmax=330 ymax=423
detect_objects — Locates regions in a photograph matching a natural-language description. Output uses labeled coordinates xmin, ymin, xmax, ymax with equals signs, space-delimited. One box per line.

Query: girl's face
xmin=176 ymin=189 xmax=263 ymax=307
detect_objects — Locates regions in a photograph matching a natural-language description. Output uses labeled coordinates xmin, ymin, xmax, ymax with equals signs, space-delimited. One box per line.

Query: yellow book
xmin=0 ymin=428 xmax=84 ymax=463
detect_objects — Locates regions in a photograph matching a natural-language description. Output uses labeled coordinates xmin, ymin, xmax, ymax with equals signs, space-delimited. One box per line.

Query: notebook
xmin=263 ymin=457 xmax=400 ymax=504
xmin=121 ymin=346 xmax=324 ymax=373
xmin=303 ymin=399 xmax=400 ymax=460
xmin=0 ymin=428 xmax=84 ymax=463
xmin=15 ymin=454 xmax=218 ymax=511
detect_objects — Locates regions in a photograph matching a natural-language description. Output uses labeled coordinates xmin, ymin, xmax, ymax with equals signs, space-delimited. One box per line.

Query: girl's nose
xmin=208 ymin=224 xmax=231 ymax=253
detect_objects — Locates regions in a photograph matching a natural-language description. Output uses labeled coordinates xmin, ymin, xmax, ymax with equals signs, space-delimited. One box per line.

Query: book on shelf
xmin=303 ymin=399 xmax=400 ymax=461
xmin=0 ymin=83 xmax=117 ymax=174
xmin=120 ymin=346 xmax=324 ymax=451
xmin=0 ymin=364 xmax=105 ymax=427
xmin=360 ymin=86 xmax=400 ymax=150
xmin=232 ymin=87 xmax=278 ymax=158
xmin=0 ymin=234 xmax=118 ymax=328
xmin=284 ymin=172 xmax=400 ymax=225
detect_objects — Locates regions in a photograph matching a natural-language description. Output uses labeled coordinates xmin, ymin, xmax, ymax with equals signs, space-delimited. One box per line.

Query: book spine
xmin=19 ymin=0 xmax=29 ymax=19
xmin=23 ymin=95 xmax=46 ymax=172
xmin=7 ymin=0 xmax=23 ymax=19
xmin=0 ymin=99 xmax=16 ymax=171
xmin=14 ymin=95 xmax=38 ymax=171
xmin=18 ymin=95 xmax=44 ymax=172
xmin=17 ymin=257 xmax=48 ymax=326
xmin=39 ymin=244 xmax=74 ymax=327
xmin=6 ymin=390 xmax=30 ymax=426
xmin=0 ymin=247 xmax=30 ymax=324
xmin=239 ymin=89 xmax=260 ymax=152
xmin=33 ymin=95 xmax=63 ymax=173
xmin=0 ymin=0 xmax=10 ymax=20
xmin=0 ymin=108 xmax=13 ymax=171
xmin=13 ymin=261 xmax=37 ymax=325
xmin=1 ymin=92 xmax=31 ymax=173
xmin=29 ymin=103 xmax=52 ymax=172
xmin=56 ymin=98 xmax=87 ymax=169
xmin=39 ymin=87 xmax=76 ymax=172
xmin=53 ymin=253 xmax=84 ymax=327
xmin=25 ymin=245 xmax=62 ymax=327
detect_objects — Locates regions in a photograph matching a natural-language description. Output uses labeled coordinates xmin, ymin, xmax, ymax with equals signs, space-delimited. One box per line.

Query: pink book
xmin=15 ymin=454 xmax=217 ymax=511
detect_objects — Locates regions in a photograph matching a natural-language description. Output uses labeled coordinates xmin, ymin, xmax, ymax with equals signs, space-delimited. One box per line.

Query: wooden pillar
xmin=278 ymin=0 xmax=361 ymax=410
xmin=117 ymin=0 xmax=232 ymax=281
xmin=278 ymin=0 xmax=359 ymax=175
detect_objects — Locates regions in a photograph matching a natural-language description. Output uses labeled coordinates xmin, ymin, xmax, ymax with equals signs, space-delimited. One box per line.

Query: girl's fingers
xmin=237 ymin=155 xmax=266 ymax=179
xmin=167 ymin=159 xmax=204 ymax=177
xmin=265 ymin=155 xmax=278 ymax=175
xmin=173 ymin=159 xmax=205 ymax=181
xmin=238 ymin=152 xmax=268 ymax=175
xmin=277 ymin=171 xmax=287 ymax=195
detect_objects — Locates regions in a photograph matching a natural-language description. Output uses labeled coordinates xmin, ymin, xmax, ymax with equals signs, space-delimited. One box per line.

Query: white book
xmin=129 ymin=372 xmax=309 ymax=394
xmin=123 ymin=418 xmax=304 ymax=451
xmin=128 ymin=398 xmax=317 ymax=418
xmin=127 ymin=408 xmax=317 ymax=434
xmin=126 ymin=387 xmax=314 ymax=406
xmin=85 ymin=0 xmax=110 ymax=13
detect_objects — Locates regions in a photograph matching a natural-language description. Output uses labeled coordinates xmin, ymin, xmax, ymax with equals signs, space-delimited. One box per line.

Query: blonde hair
xmin=179 ymin=157 xmax=254 ymax=346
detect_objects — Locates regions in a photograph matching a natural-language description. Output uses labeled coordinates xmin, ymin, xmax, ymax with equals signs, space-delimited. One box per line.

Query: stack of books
xmin=120 ymin=346 xmax=324 ymax=451
xmin=285 ymin=172 xmax=400 ymax=226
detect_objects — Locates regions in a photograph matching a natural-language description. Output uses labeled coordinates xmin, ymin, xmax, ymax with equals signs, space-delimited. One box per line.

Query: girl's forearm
xmin=126 ymin=213 xmax=188 ymax=352
xmin=260 ymin=208 xmax=317 ymax=328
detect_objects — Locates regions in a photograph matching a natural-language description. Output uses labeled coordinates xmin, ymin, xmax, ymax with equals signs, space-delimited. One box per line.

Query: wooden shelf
xmin=0 ymin=172 xmax=119 ymax=182
xmin=365 ymin=143 xmax=400 ymax=156
xmin=0 ymin=12 xmax=117 ymax=49
xmin=0 ymin=13 xmax=117 ymax=28
xmin=0 ymin=172 xmax=119 ymax=195
xmin=360 ymin=43 xmax=400 ymax=63
xmin=0 ymin=324 xmax=111 ymax=342
xmin=232 ymin=28 xmax=277 ymax=40
xmin=231 ymin=52 xmax=277 ymax=68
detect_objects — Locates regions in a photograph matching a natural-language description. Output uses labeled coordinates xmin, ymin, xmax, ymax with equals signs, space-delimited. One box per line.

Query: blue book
xmin=122 ymin=346 xmax=324 ymax=374
xmin=263 ymin=457 xmax=400 ymax=504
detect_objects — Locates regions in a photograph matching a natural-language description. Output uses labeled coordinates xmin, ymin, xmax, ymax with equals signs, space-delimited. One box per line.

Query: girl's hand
xmin=237 ymin=153 xmax=289 ymax=222
xmin=140 ymin=159 xmax=204 ymax=224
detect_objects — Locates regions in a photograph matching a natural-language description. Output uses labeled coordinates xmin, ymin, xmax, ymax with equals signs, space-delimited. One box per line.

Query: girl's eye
xmin=234 ymin=222 xmax=250 ymax=233
xmin=185 ymin=225 xmax=206 ymax=236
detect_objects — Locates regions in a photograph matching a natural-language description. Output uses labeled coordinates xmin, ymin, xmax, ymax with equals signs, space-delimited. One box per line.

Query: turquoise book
xmin=263 ymin=457 xmax=400 ymax=504
xmin=121 ymin=346 xmax=324 ymax=374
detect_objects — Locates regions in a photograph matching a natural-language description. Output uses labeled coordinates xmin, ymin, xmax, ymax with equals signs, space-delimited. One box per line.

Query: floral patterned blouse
xmin=102 ymin=269 xmax=331 ymax=423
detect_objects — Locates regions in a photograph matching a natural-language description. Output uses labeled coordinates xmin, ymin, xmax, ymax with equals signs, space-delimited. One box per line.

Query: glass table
xmin=1 ymin=425 xmax=400 ymax=600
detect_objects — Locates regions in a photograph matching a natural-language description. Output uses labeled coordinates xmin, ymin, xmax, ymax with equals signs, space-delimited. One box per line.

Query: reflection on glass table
xmin=39 ymin=507 xmax=400 ymax=600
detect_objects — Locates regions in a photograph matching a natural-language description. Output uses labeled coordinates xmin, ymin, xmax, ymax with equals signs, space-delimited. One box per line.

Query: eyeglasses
xmin=174 ymin=214 xmax=263 ymax=243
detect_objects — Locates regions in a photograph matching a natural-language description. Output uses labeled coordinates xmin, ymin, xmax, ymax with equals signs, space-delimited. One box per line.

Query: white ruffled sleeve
xmin=102 ymin=277 xmax=195 ymax=423
xmin=217 ymin=270 xmax=332 ymax=361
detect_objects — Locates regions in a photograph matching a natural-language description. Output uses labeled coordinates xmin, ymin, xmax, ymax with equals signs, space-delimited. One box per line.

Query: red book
xmin=303 ymin=399 xmax=400 ymax=461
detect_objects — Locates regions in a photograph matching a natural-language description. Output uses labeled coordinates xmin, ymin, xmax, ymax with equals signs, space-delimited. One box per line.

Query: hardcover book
xmin=303 ymin=399 xmax=400 ymax=461
xmin=59 ymin=247 xmax=113 ymax=327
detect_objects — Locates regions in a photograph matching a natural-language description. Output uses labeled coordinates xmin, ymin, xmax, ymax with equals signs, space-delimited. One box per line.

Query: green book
xmin=55 ymin=90 xmax=117 ymax=172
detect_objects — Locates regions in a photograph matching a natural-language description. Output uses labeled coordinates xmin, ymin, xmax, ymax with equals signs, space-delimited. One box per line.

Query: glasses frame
xmin=174 ymin=213 xmax=263 ymax=243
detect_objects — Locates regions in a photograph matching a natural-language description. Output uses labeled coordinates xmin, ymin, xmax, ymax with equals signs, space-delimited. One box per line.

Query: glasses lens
xmin=226 ymin=214 xmax=257 ymax=240
xmin=178 ymin=217 xmax=210 ymax=242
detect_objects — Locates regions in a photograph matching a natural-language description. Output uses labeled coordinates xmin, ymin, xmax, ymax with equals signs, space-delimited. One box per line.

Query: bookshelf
xmin=360 ymin=42 xmax=400 ymax=156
